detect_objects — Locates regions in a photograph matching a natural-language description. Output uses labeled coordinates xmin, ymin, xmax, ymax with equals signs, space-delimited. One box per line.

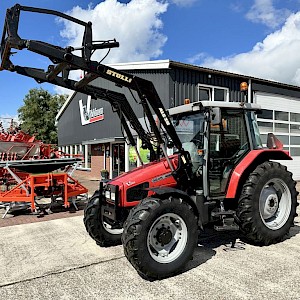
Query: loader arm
xmin=0 ymin=4 xmax=193 ymax=186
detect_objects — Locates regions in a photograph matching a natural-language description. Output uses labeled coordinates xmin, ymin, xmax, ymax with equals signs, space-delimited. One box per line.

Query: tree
xmin=18 ymin=88 xmax=67 ymax=144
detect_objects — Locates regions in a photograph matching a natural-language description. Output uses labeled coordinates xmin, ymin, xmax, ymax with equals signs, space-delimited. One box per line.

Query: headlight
xmin=105 ymin=191 xmax=116 ymax=201
xmin=104 ymin=184 xmax=119 ymax=204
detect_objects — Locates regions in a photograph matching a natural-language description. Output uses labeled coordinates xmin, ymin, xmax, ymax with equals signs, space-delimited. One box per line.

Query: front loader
xmin=1 ymin=4 xmax=298 ymax=280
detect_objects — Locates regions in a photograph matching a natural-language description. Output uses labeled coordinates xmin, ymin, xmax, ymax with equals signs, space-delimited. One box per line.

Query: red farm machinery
xmin=0 ymin=116 xmax=87 ymax=218
xmin=1 ymin=4 xmax=298 ymax=280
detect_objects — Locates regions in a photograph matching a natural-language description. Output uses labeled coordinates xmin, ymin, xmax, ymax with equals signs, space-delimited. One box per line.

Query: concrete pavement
xmin=0 ymin=207 xmax=300 ymax=300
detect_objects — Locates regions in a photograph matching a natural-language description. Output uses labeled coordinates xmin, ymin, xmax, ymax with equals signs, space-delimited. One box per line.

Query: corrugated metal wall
xmin=57 ymin=65 xmax=253 ymax=146
xmin=57 ymin=69 xmax=171 ymax=146
xmin=92 ymin=69 xmax=171 ymax=117
xmin=127 ymin=69 xmax=172 ymax=109
xmin=252 ymin=82 xmax=300 ymax=99
xmin=170 ymin=67 xmax=245 ymax=106
xmin=57 ymin=92 xmax=123 ymax=146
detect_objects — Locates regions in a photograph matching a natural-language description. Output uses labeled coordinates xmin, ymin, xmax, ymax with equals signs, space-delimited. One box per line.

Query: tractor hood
xmin=109 ymin=155 xmax=179 ymax=191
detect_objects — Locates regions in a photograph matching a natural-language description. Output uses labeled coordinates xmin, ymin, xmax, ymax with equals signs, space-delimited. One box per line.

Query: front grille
xmin=126 ymin=182 xmax=149 ymax=202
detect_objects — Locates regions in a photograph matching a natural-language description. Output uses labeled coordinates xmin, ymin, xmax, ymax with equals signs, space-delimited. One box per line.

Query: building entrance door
xmin=112 ymin=143 xmax=125 ymax=178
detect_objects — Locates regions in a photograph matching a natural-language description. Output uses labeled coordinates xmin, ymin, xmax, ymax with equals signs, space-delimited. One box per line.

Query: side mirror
xmin=141 ymin=142 xmax=148 ymax=150
xmin=211 ymin=107 xmax=221 ymax=125
xmin=167 ymin=140 xmax=174 ymax=149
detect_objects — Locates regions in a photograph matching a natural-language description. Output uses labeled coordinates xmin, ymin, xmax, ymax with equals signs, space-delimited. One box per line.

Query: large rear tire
xmin=84 ymin=191 xmax=123 ymax=247
xmin=122 ymin=197 xmax=198 ymax=280
xmin=237 ymin=161 xmax=298 ymax=245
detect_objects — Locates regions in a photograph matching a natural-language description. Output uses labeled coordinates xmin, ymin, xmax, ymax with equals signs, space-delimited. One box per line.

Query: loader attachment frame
xmin=0 ymin=4 xmax=193 ymax=187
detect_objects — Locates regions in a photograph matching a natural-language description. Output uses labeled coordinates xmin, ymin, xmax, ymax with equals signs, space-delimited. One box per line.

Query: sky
xmin=1 ymin=0 xmax=300 ymax=126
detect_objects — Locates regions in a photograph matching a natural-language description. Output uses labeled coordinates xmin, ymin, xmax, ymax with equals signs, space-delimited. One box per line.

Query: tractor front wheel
xmin=237 ymin=161 xmax=298 ymax=245
xmin=122 ymin=197 xmax=198 ymax=280
xmin=84 ymin=191 xmax=123 ymax=247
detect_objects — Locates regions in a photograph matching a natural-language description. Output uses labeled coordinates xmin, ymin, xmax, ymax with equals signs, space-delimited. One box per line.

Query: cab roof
xmin=168 ymin=101 xmax=261 ymax=115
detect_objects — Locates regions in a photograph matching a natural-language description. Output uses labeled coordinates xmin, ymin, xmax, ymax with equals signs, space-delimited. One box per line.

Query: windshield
xmin=173 ymin=112 xmax=204 ymax=152
xmin=171 ymin=112 xmax=205 ymax=172
xmin=172 ymin=112 xmax=205 ymax=147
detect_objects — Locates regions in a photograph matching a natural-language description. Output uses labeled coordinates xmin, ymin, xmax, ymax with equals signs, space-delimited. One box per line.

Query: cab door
xmin=209 ymin=110 xmax=250 ymax=196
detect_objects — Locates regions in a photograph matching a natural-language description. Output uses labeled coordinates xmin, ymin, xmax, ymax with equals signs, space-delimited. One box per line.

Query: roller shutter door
xmin=255 ymin=92 xmax=300 ymax=180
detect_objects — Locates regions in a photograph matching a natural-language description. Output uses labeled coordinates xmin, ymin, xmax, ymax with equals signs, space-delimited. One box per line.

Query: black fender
xmin=149 ymin=186 xmax=202 ymax=226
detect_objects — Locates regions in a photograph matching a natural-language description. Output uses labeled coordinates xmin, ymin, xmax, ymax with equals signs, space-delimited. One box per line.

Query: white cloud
xmin=55 ymin=0 xmax=168 ymax=95
xmin=187 ymin=52 xmax=207 ymax=64
xmin=170 ymin=0 xmax=198 ymax=7
xmin=60 ymin=0 xmax=168 ymax=64
xmin=53 ymin=86 xmax=73 ymax=96
xmin=246 ymin=0 xmax=292 ymax=29
xmin=189 ymin=11 xmax=300 ymax=86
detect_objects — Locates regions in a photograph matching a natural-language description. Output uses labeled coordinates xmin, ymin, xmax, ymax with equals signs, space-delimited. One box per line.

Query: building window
xmin=291 ymin=124 xmax=300 ymax=134
xmin=257 ymin=109 xmax=273 ymax=119
xmin=275 ymin=123 xmax=289 ymax=133
xmin=290 ymin=113 xmax=300 ymax=122
xmin=275 ymin=135 xmax=289 ymax=145
xmin=198 ymin=84 xmax=229 ymax=102
xmin=199 ymin=87 xmax=211 ymax=101
xmin=275 ymin=111 xmax=288 ymax=121
xmin=214 ymin=88 xmax=226 ymax=101
xmin=257 ymin=121 xmax=273 ymax=132
xmin=290 ymin=147 xmax=300 ymax=156
xmin=291 ymin=136 xmax=300 ymax=145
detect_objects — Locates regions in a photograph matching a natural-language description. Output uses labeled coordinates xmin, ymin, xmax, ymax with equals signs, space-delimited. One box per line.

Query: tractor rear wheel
xmin=122 ymin=197 xmax=198 ymax=280
xmin=237 ymin=161 xmax=298 ymax=245
xmin=84 ymin=191 xmax=123 ymax=247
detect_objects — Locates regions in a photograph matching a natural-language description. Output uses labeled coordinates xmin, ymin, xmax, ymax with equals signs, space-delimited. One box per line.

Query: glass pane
xmin=274 ymin=123 xmax=289 ymax=133
xmin=290 ymin=147 xmax=300 ymax=156
xmin=260 ymin=134 xmax=268 ymax=144
xmin=129 ymin=146 xmax=138 ymax=171
xmin=81 ymin=146 xmax=85 ymax=164
xmin=258 ymin=121 xmax=273 ymax=132
xmin=290 ymin=136 xmax=300 ymax=145
xmin=214 ymin=88 xmax=225 ymax=101
xmin=87 ymin=145 xmax=91 ymax=168
xmin=261 ymin=135 xmax=290 ymax=147
xmin=291 ymin=124 xmax=300 ymax=134
xmin=248 ymin=112 xmax=263 ymax=149
xmin=209 ymin=110 xmax=249 ymax=195
xmin=276 ymin=135 xmax=289 ymax=145
xmin=199 ymin=88 xmax=210 ymax=101
xmin=257 ymin=109 xmax=273 ymax=120
xmin=112 ymin=144 xmax=125 ymax=177
xmin=275 ymin=111 xmax=288 ymax=121
xmin=174 ymin=112 xmax=205 ymax=144
xmin=291 ymin=113 xmax=300 ymax=122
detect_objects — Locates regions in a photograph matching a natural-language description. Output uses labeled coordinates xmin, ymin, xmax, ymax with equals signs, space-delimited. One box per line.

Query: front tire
xmin=237 ymin=161 xmax=298 ymax=245
xmin=84 ymin=191 xmax=123 ymax=247
xmin=122 ymin=197 xmax=198 ymax=280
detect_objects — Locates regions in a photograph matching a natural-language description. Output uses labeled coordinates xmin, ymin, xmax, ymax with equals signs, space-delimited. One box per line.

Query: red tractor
xmin=85 ymin=101 xmax=298 ymax=280
xmin=1 ymin=4 xmax=298 ymax=280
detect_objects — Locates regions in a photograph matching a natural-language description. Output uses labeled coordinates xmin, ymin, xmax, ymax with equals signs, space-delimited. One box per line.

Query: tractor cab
xmin=169 ymin=101 xmax=263 ymax=197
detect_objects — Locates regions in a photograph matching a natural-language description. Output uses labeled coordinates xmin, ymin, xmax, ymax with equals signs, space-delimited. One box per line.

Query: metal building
xmin=56 ymin=60 xmax=300 ymax=179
